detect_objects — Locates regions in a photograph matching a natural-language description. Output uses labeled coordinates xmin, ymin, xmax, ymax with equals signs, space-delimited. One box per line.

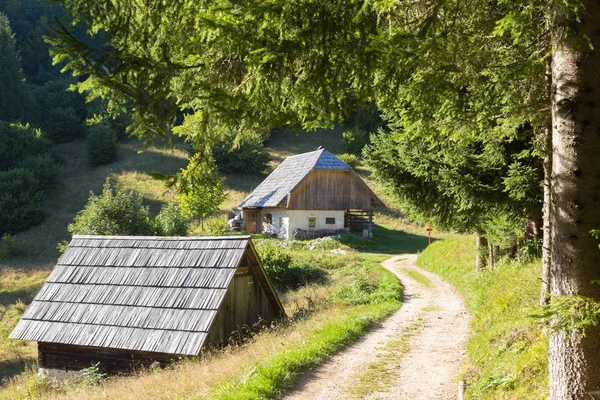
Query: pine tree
xmin=47 ymin=1 xmax=600 ymax=396
xmin=0 ymin=12 xmax=27 ymax=122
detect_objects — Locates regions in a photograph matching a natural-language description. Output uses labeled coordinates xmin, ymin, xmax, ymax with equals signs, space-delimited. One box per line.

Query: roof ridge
xmin=72 ymin=235 xmax=251 ymax=241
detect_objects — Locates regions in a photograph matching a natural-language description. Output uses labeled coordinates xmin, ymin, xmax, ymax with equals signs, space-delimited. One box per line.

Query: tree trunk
xmin=488 ymin=243 xmax=495 ymax=269
xmin=540 ymin=118 xmax=552 ymax=306
xmin=475 ymin=230 xmax=488 ymax=272
xmin=549 ymin=1 xmax=600 ymax=398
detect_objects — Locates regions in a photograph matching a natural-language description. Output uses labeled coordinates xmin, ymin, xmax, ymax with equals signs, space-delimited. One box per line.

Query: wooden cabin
xmin=10 ymin=235 xmax=285 ymax=372
xmin=239 ymin=149 xmax=384 ymax=239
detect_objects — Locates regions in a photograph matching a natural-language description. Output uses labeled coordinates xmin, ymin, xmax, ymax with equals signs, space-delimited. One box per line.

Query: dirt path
xmin=284 ymin=254 xmax=469 ymax=400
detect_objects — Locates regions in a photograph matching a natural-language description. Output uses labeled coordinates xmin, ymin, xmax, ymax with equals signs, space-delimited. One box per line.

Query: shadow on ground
xmin=343 ymin=225 xmax=435 ymax=255
xmin=0 ymin=357 xmax=35 ymax=383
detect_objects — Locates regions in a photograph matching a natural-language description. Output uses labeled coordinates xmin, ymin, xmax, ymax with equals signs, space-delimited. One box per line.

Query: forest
xmin=1 ymin=1 xmax=599 ymax=399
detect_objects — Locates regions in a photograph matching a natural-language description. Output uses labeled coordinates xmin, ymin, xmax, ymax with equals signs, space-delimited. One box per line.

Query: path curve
xmin=284 ymin=254 xmax=469 ymax=400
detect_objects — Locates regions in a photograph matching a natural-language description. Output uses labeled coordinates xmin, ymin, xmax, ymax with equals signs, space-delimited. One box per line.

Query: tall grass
xmin=0 ymin=254 xmax=402 ymax=400
xmin=417 ymin=235 xmax=548 ymax=399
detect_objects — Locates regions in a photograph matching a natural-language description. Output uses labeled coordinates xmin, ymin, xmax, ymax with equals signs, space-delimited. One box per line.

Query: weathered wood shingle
xmin=239 ymin=149 xmax=351 ymax=208
xmin=10 ymin=235 xmax=251 ymax=356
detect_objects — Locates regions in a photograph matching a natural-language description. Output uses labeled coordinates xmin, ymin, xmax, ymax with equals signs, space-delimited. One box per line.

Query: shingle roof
xmin=10 ymin=235 xmax=250 ymax=356
xmin=239 ymin=149 xmax=351 ymax=208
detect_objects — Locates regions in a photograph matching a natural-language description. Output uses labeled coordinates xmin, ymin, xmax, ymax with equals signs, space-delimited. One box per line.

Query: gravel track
xmin=283 ymin=254 xmax=469 ymax=400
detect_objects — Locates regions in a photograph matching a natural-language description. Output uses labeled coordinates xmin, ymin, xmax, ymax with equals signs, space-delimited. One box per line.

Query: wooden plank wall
xmin=38 ymin=342 xmax=175 ymax=372
xmin=287 ymin=170 xmax=374 ymax=210
xmin=205 ymin=268 xmax=278 ymax=344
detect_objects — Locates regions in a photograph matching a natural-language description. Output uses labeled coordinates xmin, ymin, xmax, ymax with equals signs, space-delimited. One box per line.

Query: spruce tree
xmin=0 ymin=12 xmax=27 ymax=122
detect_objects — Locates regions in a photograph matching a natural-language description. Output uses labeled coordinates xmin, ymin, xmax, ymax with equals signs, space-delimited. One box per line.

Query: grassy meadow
xmin=0 ymin=126 xmax=430 ymax=398
xmin=0 ymin=125 xmax=548 ymax=399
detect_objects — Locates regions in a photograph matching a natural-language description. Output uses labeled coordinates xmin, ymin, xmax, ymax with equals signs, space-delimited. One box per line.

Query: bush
xmin=0 ymin=122 xmax=61 ymax=234
xmin=154 ymin=203 xmax=188 ymax=236
xmin=0 ymin=168 xmax=45 ymax=234
xmin=342 ymin=128 xmax=370 ymax=155
xmin=0 ymin=234 xmax=21 ymax=258
xmin=257 ymin=241 xmax=327 ymax=290
xmin=45 ymin=106 xmax=86 ymax=143
xmin=214 ymin=132 xmax=270 ymax=174
xmin=337 ymin=153 xmax=360 ymax=169
xmin=205 ymin=215 xmax=230 ymax=235
xmin=87 ymin=123 xmax=118 ymax=166
xmin=17 ymin=154 xmax=62 ymax=189
xmin=69 ymin=180 xmax=154 ymax=236
xmin=0 ymin=122 xmax=51 ymax=170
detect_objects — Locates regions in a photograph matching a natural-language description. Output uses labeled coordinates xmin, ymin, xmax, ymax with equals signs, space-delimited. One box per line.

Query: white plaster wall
xmin=261 ymin=208 xmax=290 ymax=239
xmin=288 ymin=210 xmax=345 ymax=236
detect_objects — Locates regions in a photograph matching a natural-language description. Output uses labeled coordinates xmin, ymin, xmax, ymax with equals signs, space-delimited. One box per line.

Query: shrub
xmin=0 ymin=122 xmax=61 ymax=234
xmin=0 ymin=168 xmax=44 ymax=234
xmin=205 ymin=215 xmax=229 ymax=235
xmin=342 ymin=128 xmax=370 ymax=155
xmin=0 ymin=234 xmax=21 ymax=258
xmin=155 ymin=203 xmax=188 ymax=236
xmin=17 ymin=154 xmax=62 ymax=189
xmin=45 ymin=106 xmax=86 ymax=143
xmin=257 ymin=241 xmax=327 ymax=290
xmin=81 ymin=362 xmax=107 ymax=386
xmin=87 ymin=123 xmax=118 ymax=166
xmin=214 ymin=132 xmax=270 ymax=174
xmin=0 ymin=122 xmax=51 ymax=170
xmin=336 ymin=153 xmax=360 ymax=169
xmin=69 ymin=180 xmax=154 ymax=236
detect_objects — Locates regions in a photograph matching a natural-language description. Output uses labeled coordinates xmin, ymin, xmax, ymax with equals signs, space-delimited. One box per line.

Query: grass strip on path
xmin=207 ymin=302 xmax=400 ymax=400
xmin=417 ymin=235 xmax=548 ymax=400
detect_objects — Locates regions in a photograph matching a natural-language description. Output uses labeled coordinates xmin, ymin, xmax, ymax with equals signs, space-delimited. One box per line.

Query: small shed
xmin=239 ymin=148 xmax=384 ymax=239
xmin=10 ymin=235 xmax=285 ymax=372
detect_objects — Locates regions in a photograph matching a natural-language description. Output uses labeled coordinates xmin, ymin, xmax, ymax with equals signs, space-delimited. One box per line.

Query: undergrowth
xmin=417 ymin=235 xmax=548 ymax=399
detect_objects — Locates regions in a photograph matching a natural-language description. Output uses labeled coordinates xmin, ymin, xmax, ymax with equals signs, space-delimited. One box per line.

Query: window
xmin=263 ymin=213 xmax=272 ymax=224
xmin=308 ymin=217 xmax=316 ymax=228
xmin=325 ymin=217 xmax=336 ymax=225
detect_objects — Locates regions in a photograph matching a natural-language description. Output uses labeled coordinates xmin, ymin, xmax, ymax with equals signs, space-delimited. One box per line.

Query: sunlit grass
xmin=417 ymin=235 xmax=548 ymax=399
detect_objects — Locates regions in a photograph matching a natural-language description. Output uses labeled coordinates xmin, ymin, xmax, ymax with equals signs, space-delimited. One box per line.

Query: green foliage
xmin=536 ymin=295 xmax=600 ymax=336
xmin=0 ymin=12 xmax=27 ymax=122
xmin=0 ymin=122 xmax=50 ymax=170
xmin=87 ymin=122 xmax=118 ymax=166
xmin=45 ymin=106 xmax=86 ymax=143
xmin=214 ymin=132 xmax=270 ymax=175
xmin=16 ymin=153 xmax=62 ymax=189
xmin=154 ymin=203 xmax=188 ymax=236
xmin=336 ymin=153 xmax=360 ymax=169
xmin=25 ymin=374 xmax=52 ymax=398
xmin=205 ymin=215 xmax=229 ymax=235
xmin=0 ymin=168 xmax=43 ymax=234
xmin=177 ymin=154 xmax=226 ymax=220
xmin=68 ymin=180 xmax=154 ymax=236
xmin=418 ymin=235 xmax=548 ymax=399
xmin=81 ymin=362 xmax=107 ymax=386
xmin=342 ymin=128 xmax=370 ymax=156
xmin=333 ymin=268 xmax=378 ymax=305
xmin=0 ymin=234 xmax=21 ymax=258
xmin=256 ymin=241 xmax=294 ymax=289
xmin=520 ymin=238 xmax=542 ymax=261
xmin=365 ymin=131 xmax=541 ymax=248
xmin=256 ymin=240 xmax=327 ymax=291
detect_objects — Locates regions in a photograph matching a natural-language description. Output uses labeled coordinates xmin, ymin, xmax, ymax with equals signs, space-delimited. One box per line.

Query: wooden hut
xmin=239 ymin=148 xmax=384 ymax=239
xmin=10 ymin=235 xmax=285 ymax=372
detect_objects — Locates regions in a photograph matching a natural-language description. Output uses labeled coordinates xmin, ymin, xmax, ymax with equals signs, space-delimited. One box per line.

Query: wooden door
xmin=245 ymin=210 xmax=258 ymax=233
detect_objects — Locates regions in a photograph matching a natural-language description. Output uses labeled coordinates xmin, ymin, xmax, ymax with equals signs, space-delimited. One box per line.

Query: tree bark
xmin=540 ymin=118 xmax=552 ymax=306
xmin=475 ymin=230 xmax=488 ymax=272
xmin=549 ymin=1 xmax=600 ymax=398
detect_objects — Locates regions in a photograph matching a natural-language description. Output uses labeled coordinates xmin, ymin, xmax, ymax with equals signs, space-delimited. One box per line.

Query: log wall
xmin=38 ymin=342 xmax=175 ymax=372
